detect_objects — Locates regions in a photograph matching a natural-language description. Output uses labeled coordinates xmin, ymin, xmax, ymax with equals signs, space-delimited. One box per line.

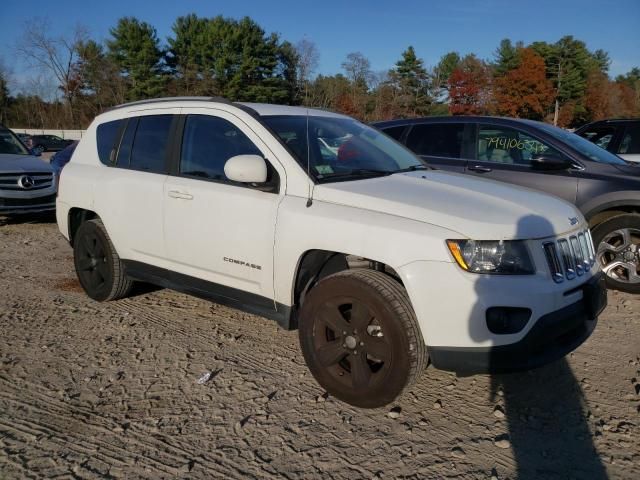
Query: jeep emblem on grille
xmin=569 ymin=217 xmax=579 ymax=226
xmin=18 ymin=175 xmax=36 ymax=189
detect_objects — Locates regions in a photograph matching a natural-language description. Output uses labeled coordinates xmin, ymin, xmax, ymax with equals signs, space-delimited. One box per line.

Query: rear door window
xmin=129 ymin=115 xmax=173 ymax=173
xmin=406 ymin=123 xmax=465 ymax=158
xmin=116 ymin=118 xmax=137 ymax=167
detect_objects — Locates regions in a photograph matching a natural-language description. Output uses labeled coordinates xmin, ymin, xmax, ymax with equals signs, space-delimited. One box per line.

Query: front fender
xmin=580 ymin=192 xmax=640 ymax=221
xmin=273 ymin=195 xmax=456 ymax=306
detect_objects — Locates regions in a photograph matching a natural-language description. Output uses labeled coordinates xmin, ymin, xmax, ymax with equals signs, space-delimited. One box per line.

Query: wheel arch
xmin=68 ymin=208 xmax=99 ymax=245
xmin=288 ymin=249 xmax=405 ymax=328
xmin=585 ymin=202 xmax=640 ymax=228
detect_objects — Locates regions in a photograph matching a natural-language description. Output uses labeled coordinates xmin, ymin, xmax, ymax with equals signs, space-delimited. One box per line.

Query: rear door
xmin=464 ymin=123 xmax=579 ymax=204
xmin=403 ymin=122 xmax=470 ymax=173
xmin=93 ymin=111 xmax=179 ymax=263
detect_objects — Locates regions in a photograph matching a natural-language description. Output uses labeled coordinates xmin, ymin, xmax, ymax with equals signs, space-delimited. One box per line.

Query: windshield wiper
xmin=316 ymin=168 xmax=393 ymax=181
xmin=393 ymin=164 xmax=430 ymax=173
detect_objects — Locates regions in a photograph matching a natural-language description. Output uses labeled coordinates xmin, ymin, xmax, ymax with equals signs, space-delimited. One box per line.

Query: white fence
xmin=9 ymin=128 xmax=87 ymax=141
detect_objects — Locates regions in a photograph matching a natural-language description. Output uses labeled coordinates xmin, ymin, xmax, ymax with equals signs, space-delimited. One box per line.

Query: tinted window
xmin=116 ymin=118 xmax=137 ymax=167
xmin=96 ymin=119 xmax=123 ymax=165
xmin=129 ymin=115 xmax=173 ymax=173
xmin=534 ymin=122 xmax=627 ymax=165
xmin=381 ymin=125 xmax=406 ymax=141
xmin=180 ymin=115 xmax=261 ymax=181
xmin=0 ymin=129 xmax=29 ymax=155
xmin=579 ymin=126 xmax=616 ymax=150
xmin=619 ymin=124 xmax=640 ymax=154
xmin=477 ymin=125 xmax=562 ymax=165
xmin=406 ymin=123 xmax=465 ymax=158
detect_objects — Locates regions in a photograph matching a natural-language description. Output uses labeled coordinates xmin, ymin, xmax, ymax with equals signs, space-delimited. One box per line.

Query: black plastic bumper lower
xmin=429 ymin=274 xmax=607 ymax=374
xmin=0 ymin=194 xmax=56 ymax=215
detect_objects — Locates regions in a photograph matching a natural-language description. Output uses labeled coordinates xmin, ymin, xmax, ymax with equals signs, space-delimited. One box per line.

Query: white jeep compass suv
xmin=56 ymin=97 xmax=607 ymax=408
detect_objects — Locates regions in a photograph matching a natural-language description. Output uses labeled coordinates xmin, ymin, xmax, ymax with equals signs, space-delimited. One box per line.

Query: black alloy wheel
xmin=299 ymin=269 xmax=427 ymax=408
xmin=73 ymin=219 xmax=133 ymax=301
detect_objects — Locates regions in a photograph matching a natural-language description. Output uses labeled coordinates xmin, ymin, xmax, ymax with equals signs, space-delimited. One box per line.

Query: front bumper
xmin=0 ymin=193 xmax=56 ymax=215
xmin=428 ymin=274 xmax=607 ymax=374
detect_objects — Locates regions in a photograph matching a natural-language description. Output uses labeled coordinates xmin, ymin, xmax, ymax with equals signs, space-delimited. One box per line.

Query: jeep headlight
xmin=446 ymin=240 xmax=534 ymax=274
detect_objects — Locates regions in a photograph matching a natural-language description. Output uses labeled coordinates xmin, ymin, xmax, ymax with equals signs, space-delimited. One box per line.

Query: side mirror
xmin=30 ymin=148 xmax=42 ymax=157
xmin=530 ymin=154 xmax=572 ymax=171
xmin=224 ymin=154 xmax=268 ymax=183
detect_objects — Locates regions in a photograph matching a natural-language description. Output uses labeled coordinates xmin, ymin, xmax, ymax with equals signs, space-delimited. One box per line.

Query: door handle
xmin=168 ymin=190 xmax=194 ymax=200
xmin=468 ymin=165 xmax=493 ymax=173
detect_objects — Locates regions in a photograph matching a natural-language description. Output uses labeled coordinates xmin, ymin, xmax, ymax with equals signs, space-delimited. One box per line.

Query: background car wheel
xmin=592 ymin=214 xmax=640 ymax=294
xmin=298 ymin=269 xmax=427 ymax=408
xmin=73 ymin=219 xmax=133 ymax=301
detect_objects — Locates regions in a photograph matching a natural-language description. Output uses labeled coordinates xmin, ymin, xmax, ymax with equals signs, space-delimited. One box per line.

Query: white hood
xmin=314 ymin=170 xmax=582 ymax=240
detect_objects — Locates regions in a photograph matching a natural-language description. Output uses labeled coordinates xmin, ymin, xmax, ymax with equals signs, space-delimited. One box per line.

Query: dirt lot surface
xmin=1 ymin=217 xmax=639 ymax=479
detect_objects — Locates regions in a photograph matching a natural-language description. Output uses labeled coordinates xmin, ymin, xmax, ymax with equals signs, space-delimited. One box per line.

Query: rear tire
xmin=298 ymin=269 xmax=427 ymax=408
xmin=73 ymin=219 xmax=133 ymax=301
xmin=592 ymin=214 xmax=640 ymax=294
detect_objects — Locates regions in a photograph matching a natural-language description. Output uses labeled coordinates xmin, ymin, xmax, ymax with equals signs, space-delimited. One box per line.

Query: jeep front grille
xmin=543 ymin=230 xmax=596 ymax=283
xmin=0 ymin=172 xmax=54 ymax=191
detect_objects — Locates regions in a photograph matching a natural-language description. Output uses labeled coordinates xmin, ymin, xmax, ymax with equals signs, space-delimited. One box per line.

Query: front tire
xmin=73 ymin=219 xmax=133 ymax=301
xmin=592 ymin=214 xmax=640 ymax=294
xmin=298 ymin=269 xmax=427 ymax=408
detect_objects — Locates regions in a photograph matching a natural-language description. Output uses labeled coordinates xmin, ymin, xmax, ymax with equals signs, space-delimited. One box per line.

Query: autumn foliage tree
xmin=494 ymin=48 xmax=553 ymax=119
xmin=4 ymin=20 xmax=640 ymax=128
xmin=448 ymin=55 xmax=492 ymax=115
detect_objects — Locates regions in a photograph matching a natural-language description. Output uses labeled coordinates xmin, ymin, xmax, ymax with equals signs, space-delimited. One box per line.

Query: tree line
xmin=0 ymin=14 xmax=638 ymax=129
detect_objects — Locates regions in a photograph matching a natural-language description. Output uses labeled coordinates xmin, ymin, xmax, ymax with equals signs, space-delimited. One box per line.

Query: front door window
xmin=477 ymin=125 xmax=562 ymax=165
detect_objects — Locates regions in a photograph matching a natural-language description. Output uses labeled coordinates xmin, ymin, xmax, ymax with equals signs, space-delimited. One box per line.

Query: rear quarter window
xmin=96 ymin=120 xmax=124 ymax=165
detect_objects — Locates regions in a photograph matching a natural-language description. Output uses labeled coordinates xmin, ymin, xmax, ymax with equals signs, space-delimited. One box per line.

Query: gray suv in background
xmin=0 ymin=125 xmax=56 ymax=216
xmin=373 ymin=116 xmax=640 ymax=293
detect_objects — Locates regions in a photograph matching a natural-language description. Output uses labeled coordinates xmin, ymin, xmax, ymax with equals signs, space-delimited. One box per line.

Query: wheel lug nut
xmin=353 ymin=350 xmax=357 ymax=355
xmin=359 ymin=341 xmax=364 ymax=346
xmin=342 ymin=343 xmax=346 ymax=348
xmin=342 ymin=331 xmax=347 ymax=335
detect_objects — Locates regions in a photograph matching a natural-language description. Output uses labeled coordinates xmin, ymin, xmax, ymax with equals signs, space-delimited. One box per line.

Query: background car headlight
xmin=446 ymin=240 xmax=534 ymax=274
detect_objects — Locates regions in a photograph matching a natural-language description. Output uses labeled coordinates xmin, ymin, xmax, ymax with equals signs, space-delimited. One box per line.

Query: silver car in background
xmin=0 ymin=125 xmax=56 ymax=216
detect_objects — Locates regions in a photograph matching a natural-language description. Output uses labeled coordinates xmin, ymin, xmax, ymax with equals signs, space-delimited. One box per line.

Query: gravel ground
xmin=0 ymin=216 xmax=638 ymax=479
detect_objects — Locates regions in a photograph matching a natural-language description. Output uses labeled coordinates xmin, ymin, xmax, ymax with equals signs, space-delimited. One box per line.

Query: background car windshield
xmin=536 ymin=123 xmax=627 ymax=165
xmin=262 ymin=115 xmax=422 ymax=180
xmin=0 ymin=129 xmax=29 ymax=155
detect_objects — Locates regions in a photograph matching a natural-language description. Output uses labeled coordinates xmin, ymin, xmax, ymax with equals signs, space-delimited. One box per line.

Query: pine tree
xmin=493 ymin=39 xmax=521 ymax=76
xmin=107 ymin=17 xmax=166 ymax=101
xmin=389 ymin=46 xmax=431 ymax=117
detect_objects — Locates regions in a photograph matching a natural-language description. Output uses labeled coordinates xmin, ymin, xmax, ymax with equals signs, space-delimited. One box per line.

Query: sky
xmin=2 ymin=0 xmax=639 ymax=93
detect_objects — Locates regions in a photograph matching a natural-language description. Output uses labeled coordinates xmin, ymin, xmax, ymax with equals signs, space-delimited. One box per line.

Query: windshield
xmin=262 ymin=115 xmax=424 ymax=182
xmin=534 ymin=122 xmax=627 ymax=165
xmin=0 ymin=129 xmax=29 ymax=155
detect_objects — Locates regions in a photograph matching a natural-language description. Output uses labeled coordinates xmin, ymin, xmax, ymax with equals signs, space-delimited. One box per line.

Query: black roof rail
xmin=105 ymin=96 xmax=233 ymax=112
